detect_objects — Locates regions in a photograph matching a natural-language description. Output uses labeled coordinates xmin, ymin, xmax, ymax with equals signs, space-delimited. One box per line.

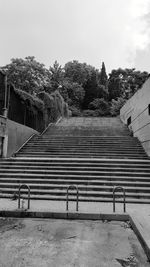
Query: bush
xmin=82 ymin=109 xmax=98 ymax=117
xmin=88 ymin=98 xmax=110 ymax=115
xmin=110 ymin=97 xmax=126 ymax=116
xmin=69 ymin=106 xmax=82 ymax=116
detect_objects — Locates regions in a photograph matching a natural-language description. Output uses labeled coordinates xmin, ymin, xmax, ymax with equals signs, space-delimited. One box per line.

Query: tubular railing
xmin=66 ymin=185 xmax=79 ymax=212
xmin=18 ymin=184 xmax=30 ymax=210
xmin=13 ymin=133 xmax=37 ymax=156
xmin=113 ymin=186 xmax=126 ymax=213
xmin=13 ymin=117 xmax=62 ymax=157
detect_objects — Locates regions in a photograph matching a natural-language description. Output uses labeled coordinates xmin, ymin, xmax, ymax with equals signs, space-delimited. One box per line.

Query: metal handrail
xmin=113 ymin=186 xmax=126 ymax=213
xmin=18 ymin=184 xmax=30 ymax=210
xmin=66 ymin=185 xmax=79 ymax=212
xmin=13 ymin=133 xmax=37 ymax=156
xmin=13 ymin=116 xmax=62 ymax=157
xmin=40 ymin=116 xmax=62 ymax=136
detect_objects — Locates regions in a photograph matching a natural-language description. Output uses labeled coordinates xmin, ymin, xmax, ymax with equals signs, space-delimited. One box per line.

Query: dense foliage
xmin=1 ymin=57 xmax=149 ymax=116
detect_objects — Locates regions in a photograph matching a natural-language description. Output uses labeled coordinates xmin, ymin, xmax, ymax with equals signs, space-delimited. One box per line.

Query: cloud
xmin=125 ymin=0 xmax=150 ymax=65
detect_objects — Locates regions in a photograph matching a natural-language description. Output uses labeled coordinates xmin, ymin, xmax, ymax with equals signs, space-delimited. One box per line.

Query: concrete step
xmin=1 ymin=165 xmax=150 ymax=172
xmin=2 ymin=193 xmax=150 ymax=204
xmin=0 ymin=175 xmax=149 ymax=182
xmin=29 ymin=138 xmax=138 ymax=142
xmin=20 ymin=149 xmax=146 ymax=153
xmin=22 ymin=147 xmax=145 ymax=153
xmin=1 ymin=173 xmax=150 ymax=182
xmin=1 ymin=168 xmax=150 ymax=177
xmin=1 ymin=187 xmax=150 ymax=200
xmin=1 ymin=178 xmax=150 ymax=187
xmin=3 ymin=157 xmax=150 ymax=165
xmin=17 ymin=154 xmax=148 ymax=159
xmin=21 ymin=151 xmax=145 ymax=156
xmin=1 ymin=183 xmax=150 ymax=194
xmin=26 ymin=141 xmax=142 ymax=145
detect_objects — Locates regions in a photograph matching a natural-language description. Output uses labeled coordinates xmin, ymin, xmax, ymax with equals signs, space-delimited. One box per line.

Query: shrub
xmin=88 ymin=98 xmax=110 ymax=115
xmin=110 ymin=97 xmax=126 ymax=116
xmin=69 ymin=106 xmax=82 ymax=116
xmin=82 ymin=109 xmax=98 ymax=117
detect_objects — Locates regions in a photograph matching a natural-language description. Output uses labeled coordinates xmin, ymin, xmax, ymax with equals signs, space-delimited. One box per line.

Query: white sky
xmin=0 ymin=0 xmax=150 ymax=73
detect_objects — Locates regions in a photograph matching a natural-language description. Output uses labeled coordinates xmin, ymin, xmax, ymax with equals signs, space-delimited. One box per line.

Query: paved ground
xmin=58 ymin=117 xmax=124 ymax=128
xmin=0 ymin=199 xmax=150 ymax=264
xmin=0 ymin=218 xmax=149 ymax=267
xmin=48 ymin=116 xmax=130 ymax=136
xmin=0 ymin=198 xmax=150 ymax=216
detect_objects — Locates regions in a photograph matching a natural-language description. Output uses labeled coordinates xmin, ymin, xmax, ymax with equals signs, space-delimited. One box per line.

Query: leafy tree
xmin=49 ymin=60 xmax=64 ymax=91
xmin=59 ymin=80 xmax=85 ymax=109
xmin=108 ymin=68 xmax=149 ymax=101
xmin=83 ymin=69 xmax=99 ymax=108
xmin=2 ymin=56 xmax=50 ymax=94
xmin=64 ymin=60 xmax=92 ymax=85
xmin=108 ymin=75 xmax=121 ymax=100
xmin=64 ymin=60 xmax=100 ymax=109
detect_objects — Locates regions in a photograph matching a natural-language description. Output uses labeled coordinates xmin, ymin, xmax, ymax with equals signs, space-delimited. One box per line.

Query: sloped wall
xmin=7 ymin=119 xmax=38 ymax=157
xmin=120 ymin=78 xmax=150 ymax=156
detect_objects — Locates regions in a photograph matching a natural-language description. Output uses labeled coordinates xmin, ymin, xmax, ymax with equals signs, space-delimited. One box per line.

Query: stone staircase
xmin=0 ymin=117 xmax=150 ymax=204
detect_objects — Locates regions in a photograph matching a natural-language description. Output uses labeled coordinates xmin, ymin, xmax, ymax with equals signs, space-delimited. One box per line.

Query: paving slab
xmin=0 ymin=199 xmax=150 ymax=262
xmin=0 ymin=218 xmax=149 ymax=267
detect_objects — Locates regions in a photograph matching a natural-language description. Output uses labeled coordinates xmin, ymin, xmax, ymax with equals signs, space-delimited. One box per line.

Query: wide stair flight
xmin=0 ymin=117 xmax=150 ymax=204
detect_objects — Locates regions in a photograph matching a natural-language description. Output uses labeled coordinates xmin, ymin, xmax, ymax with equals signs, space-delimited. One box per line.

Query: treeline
xmin=1 ymin=57 xmax=149 ymax=116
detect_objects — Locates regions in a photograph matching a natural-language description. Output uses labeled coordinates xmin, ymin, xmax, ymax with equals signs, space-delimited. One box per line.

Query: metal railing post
xmin=66 ymin=185 xmax=79 ymax=212
xmin=18 ymin=184 xmax=30 ymax=210
xmin=113 ymin=186 xmax=126 ymax=213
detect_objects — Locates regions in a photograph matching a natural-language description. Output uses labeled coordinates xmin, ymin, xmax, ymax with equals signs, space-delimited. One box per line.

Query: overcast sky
xmin=0 ymin=0 xmax=150 ymax=73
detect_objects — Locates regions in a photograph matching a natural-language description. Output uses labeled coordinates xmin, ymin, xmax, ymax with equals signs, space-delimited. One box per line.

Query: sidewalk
xmin=0 ymin=199 xmax=150 ymax=260
xmin=0 ymin=198 xmax=149 ymax=215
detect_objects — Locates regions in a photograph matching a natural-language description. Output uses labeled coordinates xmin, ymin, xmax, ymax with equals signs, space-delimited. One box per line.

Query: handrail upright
xmin=66 ymin=185 xmax=79 ymax=212
xmin=113 ymin=186 xmax=126 ymax=213
xmin=18 ymin=184 xmax=30 ymax=210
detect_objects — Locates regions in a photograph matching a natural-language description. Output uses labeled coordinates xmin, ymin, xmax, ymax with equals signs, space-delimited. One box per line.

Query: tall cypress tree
xmin=99 ymin=62 xmax=108 ymax=99
xmin=100 ymin=62 xmax=108 ymax=86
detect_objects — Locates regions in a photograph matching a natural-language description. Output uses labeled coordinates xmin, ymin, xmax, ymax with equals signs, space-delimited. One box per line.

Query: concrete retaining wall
xmin=6 ymin=119 xmax=38 ymax=157
xmin=120 ymin=78 xmax=150 ymax=156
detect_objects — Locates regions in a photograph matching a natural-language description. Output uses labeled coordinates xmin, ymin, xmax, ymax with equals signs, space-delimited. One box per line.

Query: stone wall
xmin=0 ymin=116 xmax=36 ymax=158
xmin=6 ymin=119 xmax=38 ymax=157
xmin=0 ymin=71 xmax=6 ymax=116
xmin=120 ymin=78 xmax=150 ymax=156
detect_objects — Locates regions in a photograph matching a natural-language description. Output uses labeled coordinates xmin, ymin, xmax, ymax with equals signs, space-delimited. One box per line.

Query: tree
xmin=99 ymin=62 xmax=108 ymax=86
xmin=83 ymin=69 xmax=99 ymax=108
xmin=59 ymin=80 xmax=85 ymax=109
xmin=108 ymin=75 xmax=121 ymax=100
xmin=108 ymin=68 xmax=149 ymax=101
xmin=49 ymin=60 xmax=64 ymax=91
xmin=64 ymin=60 xmax=91 ymax=85
xmin=2 ymin=56 xmax=51 ymax=94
